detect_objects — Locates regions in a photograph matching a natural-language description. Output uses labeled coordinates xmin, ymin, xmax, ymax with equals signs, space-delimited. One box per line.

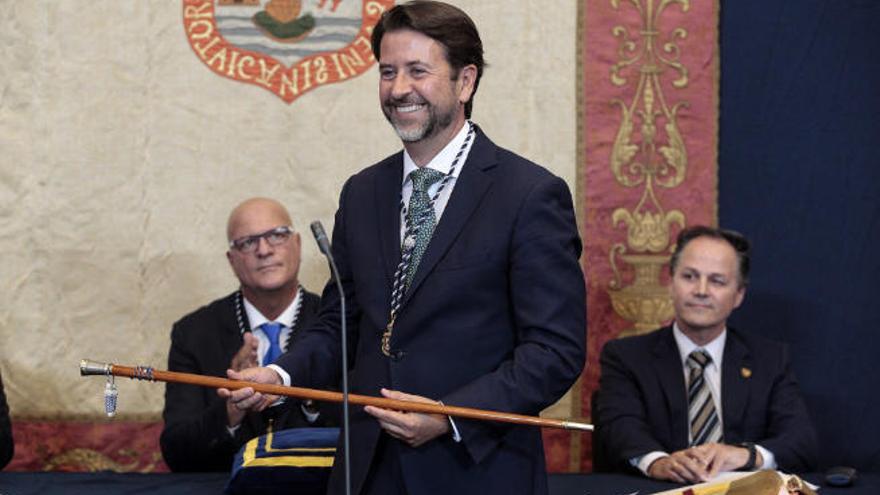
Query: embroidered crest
xmin=183 ymin=0 xmax=393 ymax=103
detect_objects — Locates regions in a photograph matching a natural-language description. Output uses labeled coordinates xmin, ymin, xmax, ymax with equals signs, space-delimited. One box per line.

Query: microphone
xmin=310 ymin=220 xmax=351 ymax=495
xmin=104 ymin=376 xmax=118 ymax=417
xmin=310 ymin=221 xmax=332 ymax=256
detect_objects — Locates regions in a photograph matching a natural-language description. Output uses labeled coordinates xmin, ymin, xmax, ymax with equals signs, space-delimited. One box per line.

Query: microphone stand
xmin=311 ymin=221 xmax=351 ymax=495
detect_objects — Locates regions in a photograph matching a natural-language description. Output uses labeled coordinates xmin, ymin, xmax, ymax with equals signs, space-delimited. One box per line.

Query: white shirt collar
xmin=242 ymin=287 xmax=302 ymax=330
xmin=673 ymin=321 xmax=726 ymax=370
xmin=401 ymin=121 xmax=471 ymax=186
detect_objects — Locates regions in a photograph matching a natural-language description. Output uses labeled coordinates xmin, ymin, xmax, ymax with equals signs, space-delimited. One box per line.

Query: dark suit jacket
xmin=0 ymin=371 xmax=13 ymax=470
xmin=160 ymin=289 xmax=330 ymax=472
xmin=595 ymin=326 xmax=818 ymax=474
xmin=277 ymin=129 xmax=586 ymax=495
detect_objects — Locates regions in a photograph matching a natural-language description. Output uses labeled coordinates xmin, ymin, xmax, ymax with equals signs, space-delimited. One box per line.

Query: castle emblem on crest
xmin=183 ymin=0 xmax=394 ymax=103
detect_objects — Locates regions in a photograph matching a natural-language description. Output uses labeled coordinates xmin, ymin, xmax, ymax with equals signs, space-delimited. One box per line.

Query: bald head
xmin=227 ymin=197 xmax=293 ymax=242
xmin=225 ymin=198 xmax=302 ymax=307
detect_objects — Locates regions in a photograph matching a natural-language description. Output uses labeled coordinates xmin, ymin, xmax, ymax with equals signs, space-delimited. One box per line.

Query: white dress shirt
xmin=243 ymin=288 xmax=302 ymax=366
xmin=398 ymin=121 xmax=475 ymax=241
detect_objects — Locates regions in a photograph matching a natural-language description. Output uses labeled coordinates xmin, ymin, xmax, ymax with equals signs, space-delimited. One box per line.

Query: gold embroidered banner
xmin=571 ymin=0 xmax=719 ymax=471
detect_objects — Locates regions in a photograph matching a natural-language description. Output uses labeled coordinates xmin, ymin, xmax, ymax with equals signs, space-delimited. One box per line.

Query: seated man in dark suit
xmin=0 ymin=370 xmax=13 ymax=470
xmin=161 ymin=197 xmax=333 ymax=472
xmin=596 ymin=226 xmax=817 ymax=483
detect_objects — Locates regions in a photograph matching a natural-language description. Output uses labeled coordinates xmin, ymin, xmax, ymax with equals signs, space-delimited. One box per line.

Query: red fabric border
xmin=554 ymin=0 xmax=720 ymax=472
xmin=7 ymin=420 xmax=167 ymax=472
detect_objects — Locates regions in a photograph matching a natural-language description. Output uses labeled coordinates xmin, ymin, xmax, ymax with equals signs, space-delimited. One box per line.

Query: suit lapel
xmin=652 ymin=327 xmax=690 ymax=450
xmin=375 ymin=155 xmax=404 ymax=285
xmin=402 ymin=131 xmax=496 ymax=305
xmin=220 ymin=292 xmax=246 ymax=350
xmin=721 ymin=329 xmax=751 ymax=436
xmin=284 ymin=290 xmax=307 ymax=351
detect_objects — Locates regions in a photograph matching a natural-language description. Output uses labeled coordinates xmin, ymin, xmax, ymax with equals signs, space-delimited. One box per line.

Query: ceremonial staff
xmin=80 ymin=359 xmax=593 ymax=432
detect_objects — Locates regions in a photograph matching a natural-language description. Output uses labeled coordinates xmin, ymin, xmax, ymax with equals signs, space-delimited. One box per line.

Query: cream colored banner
xmin=0 ymin=1 xmax=578 ymax=419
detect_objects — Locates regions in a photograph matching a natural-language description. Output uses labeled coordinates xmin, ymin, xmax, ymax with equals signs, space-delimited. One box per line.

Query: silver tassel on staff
xmin=104 ymin=374 xmax=118 ymax=418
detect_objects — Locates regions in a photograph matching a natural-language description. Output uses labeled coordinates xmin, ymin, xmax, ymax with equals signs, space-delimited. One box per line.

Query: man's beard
xmin=383 ymin=97 xmax=456 ymax=143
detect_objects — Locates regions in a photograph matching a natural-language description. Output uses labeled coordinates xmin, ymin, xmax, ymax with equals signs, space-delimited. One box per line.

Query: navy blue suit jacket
xmin=278 ymin=129 xmax=586 ymax=495
xmin=595 ymin=326 xmax=818 ymax=474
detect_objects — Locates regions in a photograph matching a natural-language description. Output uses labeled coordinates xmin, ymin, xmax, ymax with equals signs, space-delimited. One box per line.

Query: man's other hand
xmin=364 ymin=388 xmax=450 ymax=448
xmin=229 ymin=333 xmax=259 ymax=371
xmin=648 ymin=443 xmax=759 ymax=483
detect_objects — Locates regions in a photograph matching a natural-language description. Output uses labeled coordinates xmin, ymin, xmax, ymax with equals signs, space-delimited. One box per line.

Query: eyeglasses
xmin=229 ymin=226 xmax=294 ymax=253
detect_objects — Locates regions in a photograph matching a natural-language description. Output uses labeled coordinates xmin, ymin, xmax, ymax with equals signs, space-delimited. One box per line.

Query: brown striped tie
xmin=687 ymin=350 xmax=723 ymax=446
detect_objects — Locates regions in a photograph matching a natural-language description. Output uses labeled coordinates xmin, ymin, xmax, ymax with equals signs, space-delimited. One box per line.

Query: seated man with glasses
xmin=160 ymin=197 xmax=334 ymax=472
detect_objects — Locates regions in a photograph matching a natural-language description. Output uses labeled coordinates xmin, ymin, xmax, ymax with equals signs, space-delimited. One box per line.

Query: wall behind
xmin=0 ymin=1 xmax=578 ymax=418
xmin=719 ymin=0 xmax=880 ymax=471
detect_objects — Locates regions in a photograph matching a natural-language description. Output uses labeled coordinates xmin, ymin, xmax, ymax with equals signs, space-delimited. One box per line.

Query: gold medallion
xmin=381 ymin=321 xmax=394 ymax=356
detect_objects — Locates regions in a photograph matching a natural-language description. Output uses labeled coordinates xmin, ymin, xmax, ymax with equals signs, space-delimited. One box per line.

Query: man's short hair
xmin=370 ymin=0 xmax=485 ymax=119
xmin=669 ymin=225 xmax=751 ymax=287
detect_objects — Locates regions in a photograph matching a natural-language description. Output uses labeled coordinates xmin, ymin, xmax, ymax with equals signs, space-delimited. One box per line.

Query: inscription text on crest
xmin=183 ymin=0 xmax=394 ymax=103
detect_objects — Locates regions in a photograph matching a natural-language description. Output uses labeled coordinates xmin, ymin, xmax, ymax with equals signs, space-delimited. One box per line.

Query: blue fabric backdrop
xmin=720 ymin=0 xmax=880 ymax=472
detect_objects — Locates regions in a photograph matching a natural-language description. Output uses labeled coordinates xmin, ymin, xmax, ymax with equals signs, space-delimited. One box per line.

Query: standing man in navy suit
xmin=222 ymin=2 xmax=586 ymax=494
xmin=596 ymin=226 xmax=817 ymax=483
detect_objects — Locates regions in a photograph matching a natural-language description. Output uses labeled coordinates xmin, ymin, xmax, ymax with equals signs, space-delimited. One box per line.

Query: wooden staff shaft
xmin=80 ymin=360 xmax=592 ymax=432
